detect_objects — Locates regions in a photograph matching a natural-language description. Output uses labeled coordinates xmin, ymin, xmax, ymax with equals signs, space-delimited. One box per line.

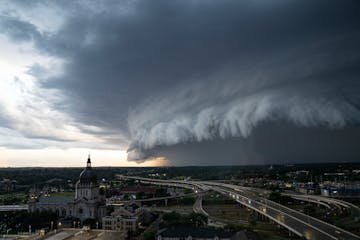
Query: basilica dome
xmin=79 ymin=155 xmax=97 ymax=184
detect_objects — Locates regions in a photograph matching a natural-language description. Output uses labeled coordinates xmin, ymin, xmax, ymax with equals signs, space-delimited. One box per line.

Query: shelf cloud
xmin=127 ymin=36 xmax=360 ymax=162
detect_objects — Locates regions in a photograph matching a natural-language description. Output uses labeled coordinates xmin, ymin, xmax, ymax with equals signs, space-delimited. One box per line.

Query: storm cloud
xmin=1 ymin=0 xmax=360 ymax=165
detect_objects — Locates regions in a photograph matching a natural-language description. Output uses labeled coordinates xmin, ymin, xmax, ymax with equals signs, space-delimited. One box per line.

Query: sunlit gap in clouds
xmin=0 ymin=148 xmax=169 ymax=167
xmin=0 ymin=27 xmax=131 ymax=166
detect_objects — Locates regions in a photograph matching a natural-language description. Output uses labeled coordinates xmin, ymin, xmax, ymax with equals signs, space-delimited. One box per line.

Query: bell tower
xmin=87 ymin=154 xmax=91 ymax=168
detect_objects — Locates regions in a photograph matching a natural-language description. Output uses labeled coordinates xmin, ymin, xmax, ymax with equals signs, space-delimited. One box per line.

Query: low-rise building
xmin=121 ymin=185 xmax=156 ymax=198
xmin=102 ymin=202 xmax=144 ymax=232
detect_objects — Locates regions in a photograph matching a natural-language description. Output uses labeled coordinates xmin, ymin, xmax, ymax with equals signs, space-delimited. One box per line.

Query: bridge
xmin=0 ymin=204 xmax=28 ymax=211
xmin=106 ymin=191 xmax=202 ymax=206
xmin=122 ymin=176 xmax=360 ymax=240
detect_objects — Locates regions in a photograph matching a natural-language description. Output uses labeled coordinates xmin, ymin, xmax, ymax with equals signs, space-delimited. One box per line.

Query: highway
xmin=193 ymin=195 xmax=209 ymax=217
xmin=282 ymin=193 xmax=360 ymax=215
xmin=202 ymin=181 xmax=360 ymax=240
xmin=122 ymin=176 xmax=360 ymax=240
xmin=0 ymin=204 xmax=28 ymax=211
xmin=106 ymin=191 xmax=200 ymax=205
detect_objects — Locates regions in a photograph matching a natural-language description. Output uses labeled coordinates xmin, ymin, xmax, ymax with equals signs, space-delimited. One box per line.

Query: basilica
xmin=28 ymin=156 xmax=106 ymax=222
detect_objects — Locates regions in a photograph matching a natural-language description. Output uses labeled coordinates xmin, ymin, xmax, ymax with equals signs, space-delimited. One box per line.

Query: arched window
xmin=78 ymin=208 xmax=83 ymax=214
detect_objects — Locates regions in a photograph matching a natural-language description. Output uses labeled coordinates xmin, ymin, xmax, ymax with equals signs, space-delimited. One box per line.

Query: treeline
xmin=1 ymin=162 xmax=359 ymax=187
xmin=160 ymin=211 xmax=208 ymax=228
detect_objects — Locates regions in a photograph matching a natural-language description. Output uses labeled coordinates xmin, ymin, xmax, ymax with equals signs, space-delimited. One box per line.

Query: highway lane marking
xmin=210 ymin=186 xmax=338 ymax=240
xmin=218 ymin=183 xmax=360 ymax=239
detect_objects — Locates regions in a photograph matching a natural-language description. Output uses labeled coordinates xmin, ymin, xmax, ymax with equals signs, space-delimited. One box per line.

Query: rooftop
xmin=37 ymin=195 xmax=73 ymax=205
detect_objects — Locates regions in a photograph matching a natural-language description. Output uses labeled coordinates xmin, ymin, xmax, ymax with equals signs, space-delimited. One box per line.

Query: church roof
xmin=37 ymin=195 xmax=73 ymax=205
xmin=79 ymin=155 xmax=97 ymax=184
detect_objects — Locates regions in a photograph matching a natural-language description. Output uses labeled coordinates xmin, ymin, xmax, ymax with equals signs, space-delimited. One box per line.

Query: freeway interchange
xmin=121 ymin=176 xmax=360 ymax=240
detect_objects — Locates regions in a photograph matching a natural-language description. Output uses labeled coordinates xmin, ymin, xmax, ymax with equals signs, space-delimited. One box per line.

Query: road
xmin=204 ymin=181 xmax=360 ymax=240
xmin=106 ymin=192 xmax=200 ymax=205
xmin=122 ymin=176 xmax=360 ymax=240
xmin=193 ymin=195 xmax=208 ymax=217
xmin=282 ymin=193 xmax=360 ymax=216
xmin=0 ymin=204 xmax=28 ymax=211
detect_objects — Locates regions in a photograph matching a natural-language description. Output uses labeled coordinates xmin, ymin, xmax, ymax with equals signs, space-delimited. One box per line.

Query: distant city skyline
xmin=0 ymin=1 xmax=360 ymax=167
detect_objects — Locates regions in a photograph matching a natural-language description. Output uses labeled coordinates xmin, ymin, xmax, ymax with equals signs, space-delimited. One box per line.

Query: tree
xmin=3 ymin=196 xmax=22 ymax=205
xmin=163 ymin=211 xmax=181 ymax=223
xmin=187 ymin=213 xmax=208 ymax=227
xmin=155 ymin=188 xmax=168 ymax=197
xmin=268 ymin=191 xmax=281 ymax=203
xmin=304 ymin=205 xmax=315 ymax=216
xmin=143 ymin=230 xmax=156 ymax=240
xmin=249 ymin=219 xmax=257 ymax=226
xmin=136 ymin=191 xmax=145 ymax=199
xmin=224 ymin=223 xmax=243 ymax=232
xmin=83 ymin=218 xmax=97 ymax=229
xmin=162 ymin=212 xmax=207 ymax=228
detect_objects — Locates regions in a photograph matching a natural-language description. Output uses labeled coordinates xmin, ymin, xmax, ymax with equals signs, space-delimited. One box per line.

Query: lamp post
xmin=6 ymin=228 xmax=12 ymax=237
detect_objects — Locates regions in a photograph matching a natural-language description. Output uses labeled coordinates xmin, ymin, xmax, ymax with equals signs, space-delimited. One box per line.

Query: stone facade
xmin=102 ymin=202 xmax=144 ymax=232
xmin=28 ymin=156 xmax=106 ymax=223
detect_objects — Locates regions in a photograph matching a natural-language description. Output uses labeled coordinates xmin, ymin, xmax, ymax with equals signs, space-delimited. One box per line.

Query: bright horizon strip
xmin=0 ymin=148 xmax=169 ymax=167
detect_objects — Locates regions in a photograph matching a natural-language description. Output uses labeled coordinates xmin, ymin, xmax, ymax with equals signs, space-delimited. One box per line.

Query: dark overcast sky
xmin=0 ymin=0 xmax=360 ymax=166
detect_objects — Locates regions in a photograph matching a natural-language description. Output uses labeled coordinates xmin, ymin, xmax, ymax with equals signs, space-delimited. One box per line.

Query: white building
xmin=29 ymin=156 xmax=107 ymax=223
